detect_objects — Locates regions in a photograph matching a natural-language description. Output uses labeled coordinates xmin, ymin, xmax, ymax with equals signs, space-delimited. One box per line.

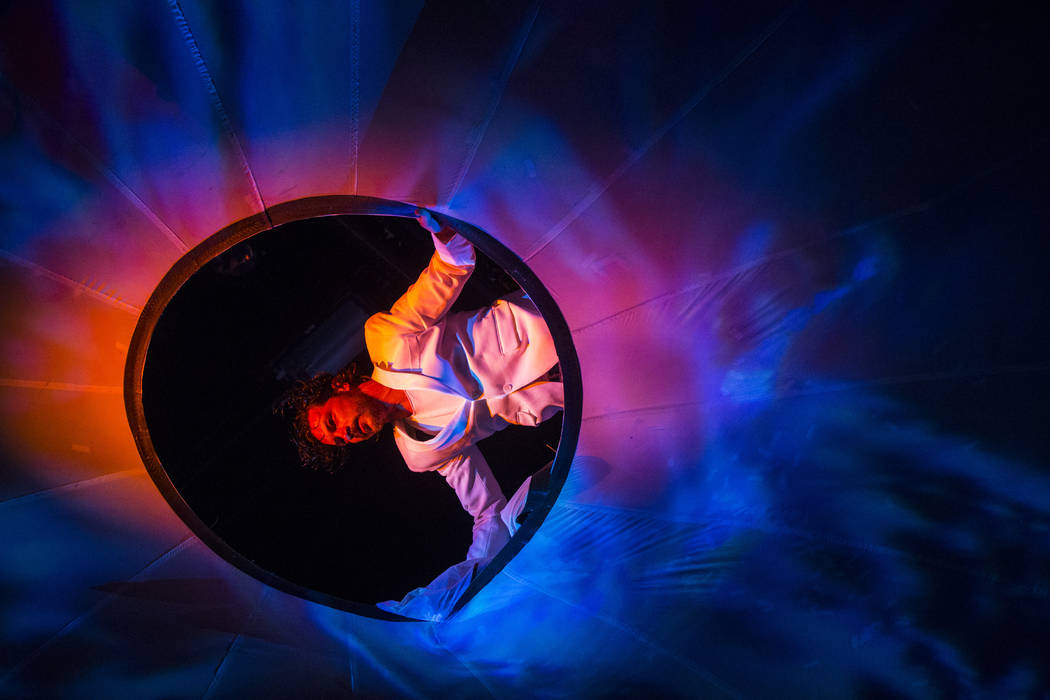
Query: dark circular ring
xmin=123 ymin=195 xmax=582 ymax=621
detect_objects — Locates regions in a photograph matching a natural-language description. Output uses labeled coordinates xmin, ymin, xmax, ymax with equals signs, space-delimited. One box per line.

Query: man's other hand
xmin=415 ymin=208 xmax=455 ymax=243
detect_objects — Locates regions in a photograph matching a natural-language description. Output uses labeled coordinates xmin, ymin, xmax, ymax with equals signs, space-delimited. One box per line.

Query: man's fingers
xmin=415 ymin=208 xmax=442 ymax=234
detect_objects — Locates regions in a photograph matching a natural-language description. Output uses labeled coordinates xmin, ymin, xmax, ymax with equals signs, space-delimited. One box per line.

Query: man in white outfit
xmin=282 ymin=209 xmax=563 ymax=562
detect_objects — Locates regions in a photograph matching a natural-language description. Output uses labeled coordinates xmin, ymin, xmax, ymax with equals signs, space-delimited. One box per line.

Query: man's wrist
xmin=432 ymin=230 xmax=475 ymax=267
xmin=433 ymin=226 xmax=456 ymax=244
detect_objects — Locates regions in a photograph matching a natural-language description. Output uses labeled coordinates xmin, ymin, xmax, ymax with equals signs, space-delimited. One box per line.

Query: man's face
xmin=307 ymin=387 xmax=390 ymax=446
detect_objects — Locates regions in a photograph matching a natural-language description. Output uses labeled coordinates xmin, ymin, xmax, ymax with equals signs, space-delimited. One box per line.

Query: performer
xmin=280 ymin=209 xmax=563 ymax=561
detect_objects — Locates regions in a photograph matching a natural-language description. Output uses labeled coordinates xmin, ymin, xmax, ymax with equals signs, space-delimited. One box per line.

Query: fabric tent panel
xmin=144 ymin=576 xmax=470 ymax=698
xmin=496 ymin=500 xmax=751 ymax=633
xmin=666 ymin=383 xmax=1050 ymax=694
xmin=536 ymin=143 xmax=1050 ymax=441
xmin=221 ymin=594 xmax=492 ymax=699
xmin=773 ymin=167 xmax=1050 ymax=389
xmin=492 ymin=1 xmax=798 ymax=183
xmin=507 ymin=463 xmax=918 ymax=696
xmin=682 ymin=503 xmax=1050 ymax=696
xmin=507 ymin=94 xmax=850 ymax=335
xmin=437 ymin=99 xmax=599 ymax=263
xmin=570 ymin=321 xmax=704 ymax=421
xmin=489 ymin=70 xmax=853 ymax=331
xmin=3 ymin=537 xmax=266 ymax=699
xmin=531 ymin=144 xmax=831 ymax=312
xmin=0 ymin=473 xmax=189 ymax=680
xmin=0 ymin=262 xmax=137 ymax=389
xmin=211 ymin=614 xmax=489 ymax=700
xmin=566 ymin=412 xmax=710 ymax=515
xmin=169 ymin=0 xmax=423 ymax=204
xmin=0 ymin=105 xmax=183 ymax=307
xmin=489 ymin=0 xmax=1049 ymax=332
xmin=445 ymin=560 xmax=734 ymax=699
xmin=513 ymin=201 xmax=688 ymax=332
xmin=0 ymin=389 xmax=141 ymax=501
xmin=703 ymin=1 xmax=1050 ymax=227
xmin=355 ymin=0 xmax=538 ymax=204
xmin=6 ymin=576 xmax=258 ymax=700
xmin=452 ymin=0 xmax=796 ymax=262
xmin=503 ymin=390 xmax=1050 ymax=695
xmin=0 ymin=0 xmax=264 ymax=248
xmin=562 ymin=258 xmax=828 ymax=421
xmin=231 ymin=589 xmax=354 ymax=657
xmin=336 ymin=620 xmax=496 ymax=699
xmin=203 ymin=635 xmax=352 ymax=700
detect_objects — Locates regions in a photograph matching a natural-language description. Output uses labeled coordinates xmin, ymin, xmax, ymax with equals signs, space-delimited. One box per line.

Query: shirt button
xmin=503 ymin=383 xmax=513 ymax=393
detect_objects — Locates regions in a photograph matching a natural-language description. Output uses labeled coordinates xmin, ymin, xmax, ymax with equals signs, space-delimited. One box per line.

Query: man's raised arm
xmin=366 ymin=209 xmax=475 ymax=340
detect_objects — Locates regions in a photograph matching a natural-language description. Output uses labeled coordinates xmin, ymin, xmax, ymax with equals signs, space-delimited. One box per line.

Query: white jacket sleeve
xmin=369 ymin=232 xmax=475 ymax=337
xmin=435 ymin=445 xmax=510 ymax=560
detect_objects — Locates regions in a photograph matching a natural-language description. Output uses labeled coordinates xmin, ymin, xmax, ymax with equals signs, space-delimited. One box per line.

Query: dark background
xmin=142 ymin=215 xmax=561 ymax=604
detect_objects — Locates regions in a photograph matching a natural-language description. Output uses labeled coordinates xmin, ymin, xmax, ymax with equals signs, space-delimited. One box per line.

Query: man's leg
xmin=499 ymin=461 xmax=553 ymax=537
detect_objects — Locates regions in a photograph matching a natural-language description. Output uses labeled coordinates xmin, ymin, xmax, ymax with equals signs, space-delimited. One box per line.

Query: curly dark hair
xmin=274 ymin=364 xmax=372 ymax=474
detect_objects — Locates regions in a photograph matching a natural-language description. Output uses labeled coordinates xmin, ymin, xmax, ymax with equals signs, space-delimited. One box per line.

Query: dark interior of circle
xmin=141 ymin=214 xmax=562 ymax=604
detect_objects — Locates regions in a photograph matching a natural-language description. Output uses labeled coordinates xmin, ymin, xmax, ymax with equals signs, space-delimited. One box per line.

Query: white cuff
xmin=468 ymin=514 xmax=511 ymax=560
xmin=432 ymin=231 xmax=476 ymax=267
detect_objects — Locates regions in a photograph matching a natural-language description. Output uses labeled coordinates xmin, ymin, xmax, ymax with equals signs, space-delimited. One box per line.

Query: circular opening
xmin=125 ymin=196 xmax=581 ymax=620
